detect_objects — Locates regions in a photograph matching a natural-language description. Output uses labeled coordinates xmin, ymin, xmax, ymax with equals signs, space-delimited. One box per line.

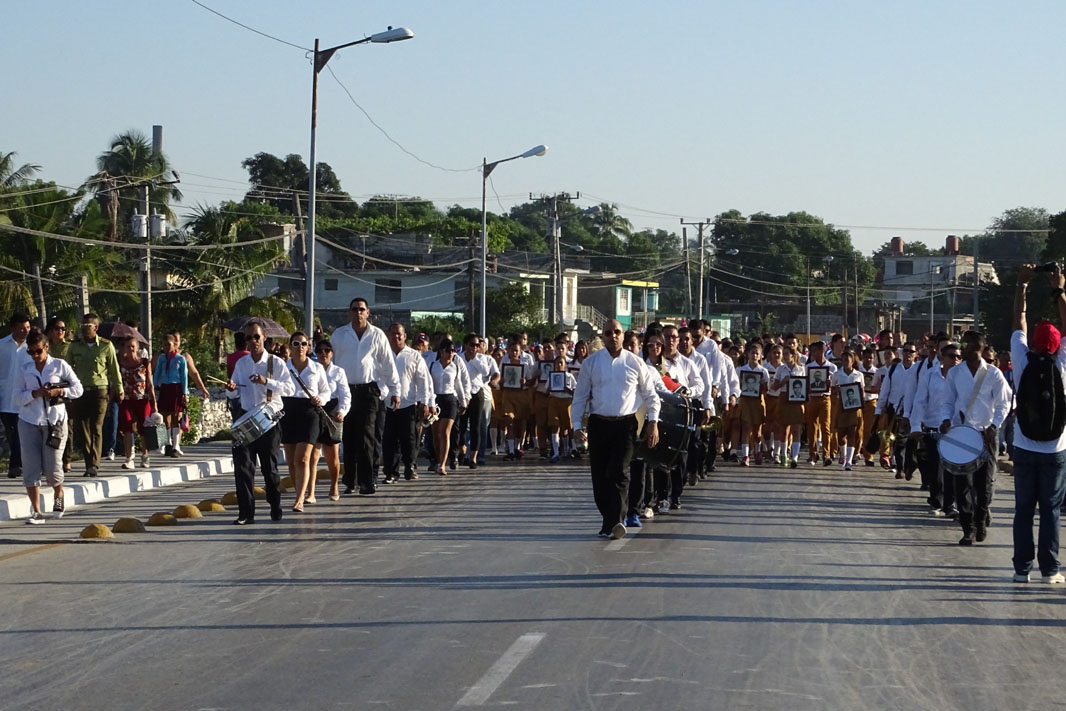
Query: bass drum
xmin=635 ymin=390 xmax=696 ymax=471
xmin=937 ymin=424 xmax=989 ymax=476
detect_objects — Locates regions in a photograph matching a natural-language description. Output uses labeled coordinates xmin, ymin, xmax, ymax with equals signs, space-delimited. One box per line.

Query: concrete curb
xmin=0 ymin=447 xmax=237 ymax=522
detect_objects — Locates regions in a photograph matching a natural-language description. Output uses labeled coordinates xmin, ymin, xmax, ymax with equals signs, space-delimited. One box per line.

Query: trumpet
xmin=419 ymin=405 xmax=440 ymax=428
xmin=701 ymin=415 xmax=722 ymax=434
xmin=877 ymin=429 xmax=896 ymax=446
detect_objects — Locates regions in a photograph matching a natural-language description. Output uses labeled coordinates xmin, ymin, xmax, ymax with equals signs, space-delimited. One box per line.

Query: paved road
xmin=0 ymin=454 xmax=1061 ymax=710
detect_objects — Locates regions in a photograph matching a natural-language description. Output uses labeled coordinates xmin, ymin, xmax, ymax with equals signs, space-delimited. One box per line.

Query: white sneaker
xmin=140 ymin=453 xmax=150 ymax=468
xmin=643 ymin=507 xmax=655 ymax=519
xmin=610 ymin=522 xmax=627 ymax=540
xmin=173 ymin=448 xmax=184 ymax=457
xmin=121 ymin=457 xmax=135 ymax=470
xmin=26 ymin=512 xmax=44 ymax=525
xmin=1013 ymin=572 xmax=1031 ymax=583
xmin=107 ymin=450 xmax=115 ymax=461
xmin=1043 ymin=572 xmax=1065 ymax=584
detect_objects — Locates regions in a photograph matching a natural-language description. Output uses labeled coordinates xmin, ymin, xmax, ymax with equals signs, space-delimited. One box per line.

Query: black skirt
xmin=280 ymin=397 xmax=321 ymax=444
xmin=436 ymin=393 xmax=459 ymax=421
xmin=316 ymin=398 xmax=339 ymax=445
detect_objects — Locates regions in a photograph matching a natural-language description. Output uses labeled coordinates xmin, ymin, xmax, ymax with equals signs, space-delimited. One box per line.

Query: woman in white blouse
xmin=16 ymin=330 xmax=83 ymax=523
xmin=281 ymin=331 xmax=331 ymax=512
xmin=429 ymin=339 xmax=468 ymax=476
xmin=309 ymin=340 xmax=351 ymax=501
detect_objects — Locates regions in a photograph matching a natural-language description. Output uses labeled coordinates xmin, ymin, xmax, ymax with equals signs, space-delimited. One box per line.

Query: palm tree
xmin=591 ymin=202 xmax=633 ymax=242
xmin=85 ymin=130 xmax=182 ymax=240
xmin=0 ymin=151 xmax=40 ymax=189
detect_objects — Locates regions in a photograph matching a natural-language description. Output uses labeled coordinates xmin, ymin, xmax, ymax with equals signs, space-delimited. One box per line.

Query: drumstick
xmin=204 ymin=375 xmax=229 ymax=385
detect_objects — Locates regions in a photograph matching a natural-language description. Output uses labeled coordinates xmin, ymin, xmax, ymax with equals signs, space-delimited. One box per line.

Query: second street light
xmin=480 ymin=145 xmax=548 ymax=335
xmin=305 ymin=26 xmax=413 ymax=335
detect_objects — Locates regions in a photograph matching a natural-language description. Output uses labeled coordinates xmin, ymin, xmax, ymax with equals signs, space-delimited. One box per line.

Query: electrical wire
xmin=0 ymin=222 xmax=288 ymax=251
xmin=314 ymin=234 xmax=475 ymax=270
xmin=187 ymin=0 xmax=310 ymax=51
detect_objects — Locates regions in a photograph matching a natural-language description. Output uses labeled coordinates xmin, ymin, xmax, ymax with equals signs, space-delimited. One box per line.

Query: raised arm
xmin=1015 ymin=264 xmax=1033 ymax=334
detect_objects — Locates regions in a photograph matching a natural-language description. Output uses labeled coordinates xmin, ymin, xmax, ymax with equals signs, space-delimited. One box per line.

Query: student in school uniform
xmin=804 ymin=341 xmax=838 ymax=465
xmin=500 ymin=340 xmax=538 ymax=460
xmin=736 ymin=343 xmax=771 ymax=467
xmin=546 ymin=355 xmax=577 ymax=463
xmin=830 ymin=348 xmax=864 ymax=471
xmin=775 ymin=347 xmax=807 ymax=468
xmin=764 ymin=344 xmax=785 ymax=466
xmin=857 ymin=347 xmax=880 ymax=466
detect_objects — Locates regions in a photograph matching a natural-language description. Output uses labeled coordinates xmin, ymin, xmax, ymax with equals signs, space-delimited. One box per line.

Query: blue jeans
xmin=102 ymin=400 xmax=119 ymax=456
xmin=1012 ymin=447 xmax=1066 ymax=576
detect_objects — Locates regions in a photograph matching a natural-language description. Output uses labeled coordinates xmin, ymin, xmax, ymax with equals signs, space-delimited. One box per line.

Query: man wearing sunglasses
xmin=908 ymin=341 xmax=960 ymax=517
xmin=330 ymin=298 xmax=400 ymax=496
xmin=0 ymin=313 xmax=31 ymax=479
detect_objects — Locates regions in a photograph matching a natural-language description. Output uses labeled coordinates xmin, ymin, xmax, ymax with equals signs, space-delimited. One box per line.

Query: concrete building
xmin=879 ymin=235 xmax=998 ymax=305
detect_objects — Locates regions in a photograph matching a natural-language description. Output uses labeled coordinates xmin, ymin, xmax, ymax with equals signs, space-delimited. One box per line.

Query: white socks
xmin=169 ymin=428 xmax=182 ymax=453
xmin=551 ymin=433 xmax=559 ymax=457
xmin=791 ymin=442 xmax=801 ymax=460
xmin=845 ymin=445 xmax=855 ymax=466
xmin=741 ymin=444 xmax=750 ymax=458
xmin=489 ymin=427 xmax=499 ymax=453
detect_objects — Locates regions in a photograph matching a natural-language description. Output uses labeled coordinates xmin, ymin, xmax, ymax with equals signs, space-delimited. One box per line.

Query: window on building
xmin=618 ymin=287 xmax=630 ymax=314
xmin=895 ymin=261 xmax=913 ymax=276
xmin=324 ymin=278 xmax=338 ymax=291
xmin=375 ymin=278 xmax=401 ymax=304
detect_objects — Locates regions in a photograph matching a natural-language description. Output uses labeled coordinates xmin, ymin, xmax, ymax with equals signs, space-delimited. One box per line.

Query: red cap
xmin=1033 ymin=321 xmax=1061 ymax=355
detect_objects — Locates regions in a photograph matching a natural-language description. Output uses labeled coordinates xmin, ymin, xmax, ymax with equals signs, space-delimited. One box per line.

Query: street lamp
xmin=480 ymin=145 xmax=548 ymax=335
xmin=305 ymin=26 xmax=414 ymax=336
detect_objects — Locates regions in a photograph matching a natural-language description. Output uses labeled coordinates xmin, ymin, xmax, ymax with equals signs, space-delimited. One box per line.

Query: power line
xmin=0 ymin=222 xmax=288 ymax=251
xmin=187 ymin=0 xmax=309 ymax=51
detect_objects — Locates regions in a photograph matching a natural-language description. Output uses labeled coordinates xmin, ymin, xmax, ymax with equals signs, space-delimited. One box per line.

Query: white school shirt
xmin=909 ymin=365 xmax=951 ymax=433
xmin=229 ymin=352 xmax=296 ymax=413
xmin=285 ymin=359 xmax=331 ymax=403
xmin=15 ymin=356 xmax=84 ymax=426
xmin=830 ymin=368 xmax=864 ymax=410
xmin=394 ymin=346 xmax=434 ymax=410
xmin=329 ymin=322 xmax=400 ymax=395
xmin=0 ymin=335 xmax=28 ymax=413
xmin=571 ymin=348 xmax=661 ymax=427
xmin=721 ymin=356 xmax=741 ymax=401
xmin=775 ymin=363 xmax=805 ymax=389
xmin=902 ymin=358 xmax=936 ymax=421
xmin=694 ymin=338 xmax=722 ymax=389
xmin=549 ymin=371 xmax=578 ymax=399
xmin=737 ymin=363 xmax=770 ymax=397
xmin=805 ymin=359 xmax=838 ymax=398
xmin=858 ymin=364 xmax=879 ymax=402
xmin=429 ymin=358 xmax=467 ymax=405
xmin=502 ymin=353 xmax=538 ymax=387
xmin=766 ymin=361 xmax=785 ymax=397
xmin=874 ymin=361 xmax=914 ymax=416
xmin=322 ymin=362 xmax=353 ymax=416
xmin=1010 ymin=330 xmax=1066 ymax=453
xmin=938 ymin=358 xmax=1011 ymax=431
xmin=464 ymin=352 xmax=499 ymax=399
xmin=683 ymin=349 xmax=715 ymax=414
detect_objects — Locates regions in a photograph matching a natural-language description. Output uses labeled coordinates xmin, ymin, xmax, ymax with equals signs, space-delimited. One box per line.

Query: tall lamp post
xmin=305 ymin=26 xmax=414 ymax=336
xmin=480 ymin=145 xmax=548 ymax=335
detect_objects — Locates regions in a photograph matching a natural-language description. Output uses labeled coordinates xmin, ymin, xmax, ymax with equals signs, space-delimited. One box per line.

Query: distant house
xmin=879 ymin=235 xmax=998 ymax=305
xmin=578 ymin=276 xmax=659 ymax=331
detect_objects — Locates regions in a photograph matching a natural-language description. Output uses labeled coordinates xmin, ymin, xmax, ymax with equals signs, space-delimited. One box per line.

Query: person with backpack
xmin=1009 ymin=264 xmax=1066 ymax=583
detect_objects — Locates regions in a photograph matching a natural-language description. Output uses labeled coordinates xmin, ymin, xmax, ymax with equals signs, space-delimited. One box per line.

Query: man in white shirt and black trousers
xmin=331 ymin=298 xmax=401 ymax=496
xmin=939 ymin=330 xmax=1011 ymax=546
xmin=1009 ymin=264 xmax=1066 ymax=582
xmin=572 ymin=320 xmax=661 ymax=540
xmin=384 ymin=323 xmax=434 ymax=483
xmin=226 ymin=322 xmax=295 ymax=524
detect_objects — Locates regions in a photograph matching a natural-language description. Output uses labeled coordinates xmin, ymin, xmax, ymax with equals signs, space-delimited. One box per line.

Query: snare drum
xmin=937 ymin=424 xmax=989 ymax=476
xmin=636 ymin=390 xmax=697 ymax=471
xmin=232 ymin=403 xmax=283 ymax=447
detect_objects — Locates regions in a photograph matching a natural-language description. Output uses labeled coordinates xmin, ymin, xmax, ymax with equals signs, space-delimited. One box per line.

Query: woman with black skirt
xmin=309 ymin=340 xmax=351 ymax=501
xmin=429 ymin=339 xmax=468 ymax=476
xmin=281 ymin=332 xmax=330 ymax=512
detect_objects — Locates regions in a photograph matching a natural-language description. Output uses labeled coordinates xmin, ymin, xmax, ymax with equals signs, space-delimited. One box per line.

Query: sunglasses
xmin=247 ymin=334 xmax=263 ymax=341
xmin=27 ymin=348 xmax=44 ymax=356
xmin=291 ymin=341 xmax=309 ymax=347
xmin=53 ymin=326 xmax=66 ymax=332
xmin=607 ymin=329 xmax=623 ymax=335
xmin=944 ymin=353 xmax=961 ymax=360
xmin=350 ymin=306 xmax=368 ymax=312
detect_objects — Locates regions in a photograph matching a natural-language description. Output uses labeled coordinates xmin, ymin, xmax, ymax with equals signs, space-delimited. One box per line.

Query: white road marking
xmin=456 ymin=633 xmax=545 ymax=706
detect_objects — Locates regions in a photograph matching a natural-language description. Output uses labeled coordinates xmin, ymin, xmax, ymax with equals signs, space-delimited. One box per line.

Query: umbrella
xmin=223 ymin=316 xmax=290 ymax=339
xmin=98 ymin=321 xmax=149 ymax=345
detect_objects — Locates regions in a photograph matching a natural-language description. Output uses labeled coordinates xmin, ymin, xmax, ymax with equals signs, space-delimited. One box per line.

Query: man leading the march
xmin=1009 ymin=264 xmax=1066 ymax=583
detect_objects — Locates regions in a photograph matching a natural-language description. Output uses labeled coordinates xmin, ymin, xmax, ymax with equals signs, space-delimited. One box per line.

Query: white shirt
xmin=430 ymin=358 xmax=467 ymax=404
xmin=1010 ymin=330 xmax=1066 ymax=453
xmin=549 ymin=371 xmax=578 ymax=399
xmin=694 ymin=338 xmax=722 ymax=390
xmin=805 ymin=359 xmax=838 ymax=398
xmin=286 ymin=359 xmax=331 ymax=403
xmin=322 ymin=362 xmax=352 ymax=417
xmin=15 ymin=356 xmax=83 ymax=426
xmin=858 ymin=363 xmax=879 ymax=402
xmin=766 ymin=360 xmax=785 ymax=397
xmin=653 ymin=352 xmax=705 ymax=402
xmin=464 ymin=352 xmax=499 ymax=398
xmin=874 ymin=361 xmax=914 ymax=415
xmin=830 ymin=368 xmax=864 ymax=410
xmin=909 ymin=364 xmax=951 ymax=432
xmin=571 ymin=348 xmax=661 ymax=426
xmin=394 ymin=346 xmax=434 ymax=410
xmin=0 ymin=334 xmax=28 ymax=413
xmin=682 ymin=349 xmax=715 ymax=414
xmin=330 ymin=322 xmax=401 ymax=396
xmin=721 ymin=356 xmax=741 ymax=401
xmin=939 ymin=358 xmax=1011 ymax=431
xmin=775 ymin=363 xmax=805 ymax=389
xmin=229 ymin=351 xmax=295 ymax=413
xmin=902 ymin=358 xmax=936 ymax=421
xmin=427 ymin=350 xmax=471 ymax=403
xmin=502 ymin=353 xmax=538 ymax=387
xmin=737 ymin=363 xmax=770 ymax=397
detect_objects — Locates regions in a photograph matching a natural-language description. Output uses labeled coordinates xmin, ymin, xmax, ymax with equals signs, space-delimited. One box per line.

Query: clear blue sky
xmin=7 ymin=1 xmax=1066 ymax=254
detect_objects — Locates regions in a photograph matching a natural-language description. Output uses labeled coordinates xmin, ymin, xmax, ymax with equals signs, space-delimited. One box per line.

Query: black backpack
xmin=1017 ymin=352 xmax=1066 ymax=441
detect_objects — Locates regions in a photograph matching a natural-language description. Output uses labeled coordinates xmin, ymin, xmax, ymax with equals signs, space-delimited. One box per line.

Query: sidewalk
xmin=0 ymin=442 xmax=239 ymax=522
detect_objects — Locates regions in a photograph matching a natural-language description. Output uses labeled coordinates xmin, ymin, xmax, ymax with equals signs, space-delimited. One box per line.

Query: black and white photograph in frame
xmin=539 ymin=361 xmax=553 ymax=382
xmin=808 ymin=366 xmax=829 ymax=395
xmin=840 ymin=382 xmax=863 ymax=411
xmin=788 ymin=376 xmax=808 ymax=402
xmin=502 ymin=363 xmax=524 ymax=390
xmin=740 ymin=371 xmax=762 ymax=398
xmin=862 ymin=371 xmax=874 ymax=389
xmin=549 ymin=371 xmax=567 ymax=393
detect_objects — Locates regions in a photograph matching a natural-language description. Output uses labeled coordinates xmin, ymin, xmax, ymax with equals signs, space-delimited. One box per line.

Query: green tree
xmin=0 ymin=151 xmax=40 ymax=189
xmin=590 ymin=202 xmax=632 ymax=242
xmin=241 ymin=152 xmax=357 ymax=219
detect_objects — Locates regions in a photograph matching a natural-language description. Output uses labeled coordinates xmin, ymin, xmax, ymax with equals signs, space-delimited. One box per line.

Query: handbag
xmin=291 ymin=365 xmax=343 ymax=444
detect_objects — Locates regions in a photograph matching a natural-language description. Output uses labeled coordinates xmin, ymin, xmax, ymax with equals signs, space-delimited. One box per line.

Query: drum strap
xmin=266 ymin=355 xmax=275 ymax=404
xmin=960 ymin=364 xmax=990 ymax=426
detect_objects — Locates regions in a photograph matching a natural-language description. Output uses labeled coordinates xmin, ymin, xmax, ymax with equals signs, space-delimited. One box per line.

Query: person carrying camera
xmin=1008 ymin=263 xmax=1066 ymax=582
xmin=15 ymin=330 xmax=83 ymax=523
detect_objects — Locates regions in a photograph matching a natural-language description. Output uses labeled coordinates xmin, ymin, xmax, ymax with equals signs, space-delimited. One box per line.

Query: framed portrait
xmin=840 ymin=382 xmax=863 ymax=411
xmin=539 ymin=361 xmax=553 ymax=382
xmin=549 ymin=371 xmax=567 ymax=393
xmin=808 ymin=366 xmax=829 ymax=395
xmin=862 ymin=371 xmax=874 ymax=388
xmin=740 ymin=371 xmax=762 ymax=398
xmin=788 ymin=376 xmax=807 ymax=402
xmin=502 ymin=363 xmax=524 ymax=390
xmin=568 ymin=364 xmax=581 ymax=375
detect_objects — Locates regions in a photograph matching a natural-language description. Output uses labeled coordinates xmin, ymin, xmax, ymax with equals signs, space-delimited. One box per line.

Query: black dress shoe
xmin=233 ymin=517 xmax=255 ymax=525
xmin=358 ymin=487 xmax=376 ymax=496
xmin=270 ymin=508 xmax=283 ymax=522
xmin=975 ymin=525 xmax=987 ymax=543
xmin=343 ymin=486 xmax=355 ymax=495
xmin=959 ymin=532 xmax=975 ymax=546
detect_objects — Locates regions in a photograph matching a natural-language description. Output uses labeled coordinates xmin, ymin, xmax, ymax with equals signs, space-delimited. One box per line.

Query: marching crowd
xmin=3 ymin=265 xmax=1066 ymax=583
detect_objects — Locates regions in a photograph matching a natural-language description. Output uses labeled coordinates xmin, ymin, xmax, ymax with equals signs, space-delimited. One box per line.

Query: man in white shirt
xmin=225 ymin=322 xmax=296 ymax=524
xmin=1009 ymin=264 xmax=1066 ymax=582
xmin=0 ymin=313 xmax=31 ymax=479
xmin=572 ymin=320 xmax=661 ymax=540
xmin=909 ymin=341 xmax=959 ymax=517
xmin=383 ymin=323 xmax=434 ymax=483
xmin=679 ymin=326 xmax=714 ymax=485
xmin=653 ymin=325 xmax=705 ymax=512
xmin=939 ymin=330 xmax=1011 ymax=546
xmin=874 ymin=344 xmax=917 ymax=476
xmin=460 ymin=334 xmax=500 ymax=469
xmin=330 ymin=297 xmax=401 ymax=496
xmin=904 ymin=335 xmax=948 ymax=486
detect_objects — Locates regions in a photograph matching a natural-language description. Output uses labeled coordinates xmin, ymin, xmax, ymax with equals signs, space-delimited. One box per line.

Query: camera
xmin=1034 ymin=262 xmax=1060 ymax=273
xmin=47 ymin=380 xmax=71 ymax=407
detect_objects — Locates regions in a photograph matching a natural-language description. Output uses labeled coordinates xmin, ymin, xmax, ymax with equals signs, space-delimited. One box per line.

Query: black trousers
xmin=383 ymin=404 xmax=418 ymax=477
xmin=628 ymin=459 xmax=646 ymax=517
xmin=232 ymin=426 xmax=281 ymax=520
xmin=1 ymin=411 xmax=21 ymax=471
xmin=956 ymin=460 xmax=995 ymax=534
xmin=654 ymin=451 xmax=688 ymax=504
xmin=343 ymin=383 xmax=381 ymax=492
xmin=917 ymin=434 xmax=944 ymax=510
xmin=373 ymin=403 xmax=386 ymax=473
xmin=588 ymin=415 xmax=637 ymax=531
xmin=705 ymin=430 xmax=719 ymax=471
xmin=456 ymin=391 xmax=487 ymax=459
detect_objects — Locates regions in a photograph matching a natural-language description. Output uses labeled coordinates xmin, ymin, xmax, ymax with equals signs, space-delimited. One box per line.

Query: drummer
xmin=281 ymin=332 xmax=331 ymax=513
xmin=909 ymin=341 xmax=959 ymax=517
xmin=649 ymin=324 xmax=704 ymax=513
xmin=226 ymin=322 xmax=296 ymax=525
xmin=938 ymin=331 xmax=1011 ymax=546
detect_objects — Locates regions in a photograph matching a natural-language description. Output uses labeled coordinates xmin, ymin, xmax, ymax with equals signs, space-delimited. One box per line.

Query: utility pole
xmin=78 ymin=276 xmax=90 ymax=316
xmin=842 ymin=266 xmax=849 ymax=337
xmin=680 ymin=218 xmax=713 ymax=320
xmin=292 ymin=190 xmax=306 ymax=280
xmin=531 ymin=192 xmax=578 ymax=327
xmin=139 ymin=183 xmax=152 ymax=347
xmin=468 ymin=242 xmax=476 ymax=331
xmin=31 ymin=262 xmax=46 ymax=326
xmin=972 ymin=238 xmax=980 ymax=331
xmin=683 ymin=227 xmax=692 ymax=315
xmin=854 ymin=257 xmax=859 ymax=335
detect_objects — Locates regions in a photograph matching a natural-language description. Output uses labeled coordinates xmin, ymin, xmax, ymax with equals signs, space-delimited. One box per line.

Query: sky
xmin=6 ymin=1 xmax=1066 ymax=255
